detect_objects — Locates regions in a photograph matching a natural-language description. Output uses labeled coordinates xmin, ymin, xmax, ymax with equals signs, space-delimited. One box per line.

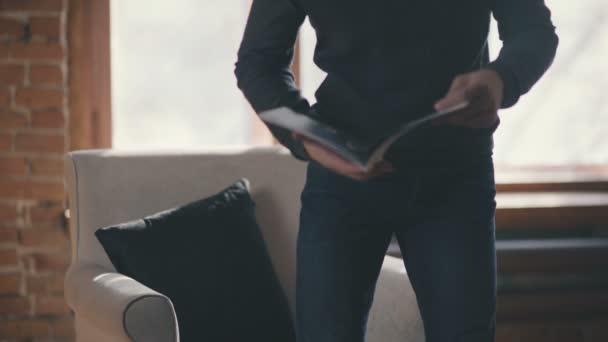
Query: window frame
xmin=68 ymin=0 xmax=113 ymax=150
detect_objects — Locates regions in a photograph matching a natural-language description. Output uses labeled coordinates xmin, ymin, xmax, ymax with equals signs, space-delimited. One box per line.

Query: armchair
xmin=64 ymin=147 xmax=424 ymax=341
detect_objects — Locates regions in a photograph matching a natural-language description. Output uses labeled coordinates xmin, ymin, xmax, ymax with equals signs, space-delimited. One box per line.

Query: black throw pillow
xmin=95 ymin=178 xmax=295 ymax=342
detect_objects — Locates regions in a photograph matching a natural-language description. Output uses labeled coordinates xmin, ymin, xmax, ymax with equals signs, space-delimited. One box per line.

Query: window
xmin=491 ymin=0 xmax=607 ymax=166
xmin=110 ymin=0 xmax=258 ymax=150
xmin=110 ymin=0 xmax=606 ymax=169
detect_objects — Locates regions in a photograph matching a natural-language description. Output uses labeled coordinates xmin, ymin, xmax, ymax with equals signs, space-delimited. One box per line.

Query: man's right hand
xmin=293 ymin=133 xmax=395 ymax=181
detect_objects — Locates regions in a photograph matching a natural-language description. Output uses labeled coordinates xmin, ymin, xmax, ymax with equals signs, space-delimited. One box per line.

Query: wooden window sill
xmin=496 ymin=192 xmax=608 ymax=232
xmin=496 ymin=165 xmax=608 ymax=192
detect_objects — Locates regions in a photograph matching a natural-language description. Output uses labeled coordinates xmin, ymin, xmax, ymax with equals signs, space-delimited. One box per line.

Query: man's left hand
xmin=433 ymin=69 xmax=504 ymax=128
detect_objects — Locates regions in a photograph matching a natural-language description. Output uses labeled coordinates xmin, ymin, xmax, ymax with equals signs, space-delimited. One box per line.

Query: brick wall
xmin=0 ymin=0 xmax=73 ymax=341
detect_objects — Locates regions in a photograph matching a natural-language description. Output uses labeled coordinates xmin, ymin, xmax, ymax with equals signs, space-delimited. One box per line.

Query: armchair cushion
xmin=94 ymin=178 xmax=295 ymax=342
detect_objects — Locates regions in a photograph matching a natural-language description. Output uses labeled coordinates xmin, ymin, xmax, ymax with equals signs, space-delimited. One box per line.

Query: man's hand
xmin=292 ymin=132 xmax=395 ymax=181
xmin=433 ymin=69 xmax=504 ymax=128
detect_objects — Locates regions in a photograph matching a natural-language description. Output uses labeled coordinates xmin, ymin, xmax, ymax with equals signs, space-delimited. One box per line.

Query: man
xmin=234 ymin=0 xmax=558 ymax=341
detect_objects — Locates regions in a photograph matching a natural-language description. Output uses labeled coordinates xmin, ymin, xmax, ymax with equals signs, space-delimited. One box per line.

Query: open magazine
xmin=259 ymin=101 xmax=469 ymax=171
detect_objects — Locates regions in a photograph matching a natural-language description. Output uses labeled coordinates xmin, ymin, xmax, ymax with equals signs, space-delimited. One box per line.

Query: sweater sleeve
xmin=486 ymin=0 xmax=559 ymax=108
xmin=234 ymin=0 xmax=311 ymax=161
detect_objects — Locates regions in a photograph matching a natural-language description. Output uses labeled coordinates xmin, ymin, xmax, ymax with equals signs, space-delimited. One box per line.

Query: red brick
xmin=0 ymin=318 xmax=51 ymax=339
xmin=0 ymin=156 xmax=28 ymax=176
xmin=0 ymin=133 xmax=11 ymax=151
xmin=30 ymin=64 xmax=62 ymax=85
xmin=0 ymin=202 xmax=17 ymax=221
xmin=0 ymin=110 xmax=27 ymax=129
xmin=0 ymin=227 xmax=18 ymax=243
xmin=30 ymin=157 xmax=63 ymax=177
xmin=15 ymin=132 xmax=64 ymax=153
xmin=0 ymin=17 xmax=24 ymax=38
xmin=0 ymin=43 xmax=7 ymax=58
xmin=8 ymin=42 xmax=64 ymax=61
xmin=0 ymin=0 xmax=64 ymax=12
xmin=29 ymin=16 xmax=60 ymax=38
xmin=27 ymin=251 xmax=69 ymax=272
xmin=35 ymin=295 xmax=70 ymax=315
xmin=0 ymin=64 xmax=25 ymax=85
xmin=15 ymin=87 xmax=63 ymax=109
xmin=52 ymin=317 xmax=74 ymax=337
xmin=25 ymin=274 xmax=45 ymax=294
xmin=0 ymin=273 xmax=21 ymax=294
xmin=48 ymin=273 xmax=64 ymax=294
xmin=20 ymin=228 xmax=68 ymax=248
xmin=29 ymin=201 xmax=64 ymax=222
xmin=31 ymin=110 xmax=64 ymax=128
xmin=0 ymin=248 xmax=18 ymax=267
xmin=0 ymin=179 xmax=64 ymax=200
xmin=26 ymin=274 xmax=64 ymax=295
xmin=0 ymin=296 xmax=30 ymax=315
xmin=0 ymin=87 xmax=9 ymax=106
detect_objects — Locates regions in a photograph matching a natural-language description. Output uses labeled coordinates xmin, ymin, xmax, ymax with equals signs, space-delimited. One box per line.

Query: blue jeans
xmin=295 ymin=153 xmax=497 ymax=342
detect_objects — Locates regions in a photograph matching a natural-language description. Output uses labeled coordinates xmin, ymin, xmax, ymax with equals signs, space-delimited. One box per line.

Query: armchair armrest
xmin=367 ymin=255 xmax=425 ymax=342
xmin=65 ymin=264 xmax=179 ymax=342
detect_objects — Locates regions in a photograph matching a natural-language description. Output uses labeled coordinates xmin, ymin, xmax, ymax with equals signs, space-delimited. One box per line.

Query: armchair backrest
xmin=65 ymin=147 xmax=307 ymax=311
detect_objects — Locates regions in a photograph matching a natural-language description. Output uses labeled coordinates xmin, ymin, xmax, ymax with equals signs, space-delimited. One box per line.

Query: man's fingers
xmin=434 ymin=89 xmax=468 ymax=112
xmin=442 ymin=89 xmax=496 ymax=127
xmin=448 ymin=74 xmax=470 ymax=92
xmin=434 ymin=69 xmax=503 ymax=128
xmin=319 ymin=153 xmax=362 ymax=174
xmin=353 ymin=161 xmax=396 ymax=180
xmin=304 ymin=140 xmax=364 ymax=174
xmin=433 ymin=81 xmax=495 ymax=126
xmin=334 ymin=160 xmax=396 ymax=181
xmin=432 ymin=90 xmax=469 ymax=125
xmin=434 ymin=75 xmax=470 ymax=110
xmin=432 ymin=90 xmax=468 ymax=126
xmin=436 ymin=80 xmax=488 ymax=110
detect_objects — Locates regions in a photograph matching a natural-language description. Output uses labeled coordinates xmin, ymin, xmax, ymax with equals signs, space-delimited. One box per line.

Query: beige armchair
xmin=64 ymin=147 xmax=424 ymax=341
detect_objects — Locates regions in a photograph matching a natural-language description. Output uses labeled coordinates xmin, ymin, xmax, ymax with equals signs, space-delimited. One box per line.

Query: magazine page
xmin=259 ymin=107 xmax=374 ymax=167
xmin=366 ymin=101 xmax=470 ymax=165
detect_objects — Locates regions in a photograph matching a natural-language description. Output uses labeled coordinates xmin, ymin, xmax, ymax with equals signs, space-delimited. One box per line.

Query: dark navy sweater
xmin=234 ymin=0 xmax=558 ymax=165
